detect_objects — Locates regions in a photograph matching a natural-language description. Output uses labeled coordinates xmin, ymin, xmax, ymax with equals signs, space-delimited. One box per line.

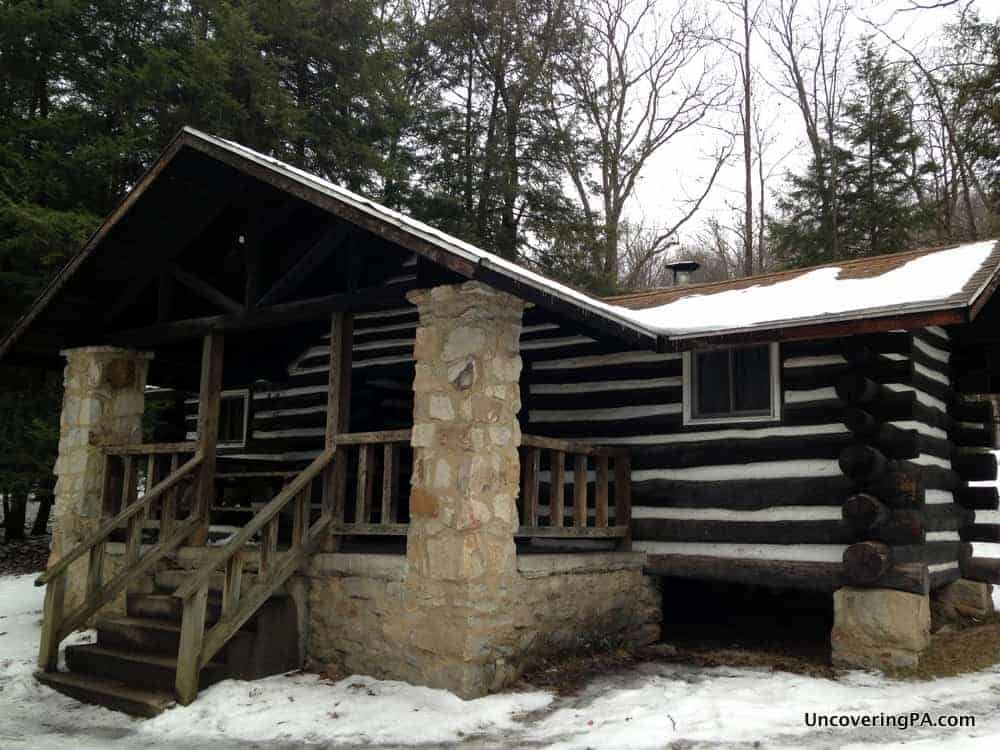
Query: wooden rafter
xmin=257 ymin=223 xmax=351 ymax=307
xmin=108 ymin=281 xmax=417 ymax=346
xmin=102 ymin=182 xmax=246 ymax=326
xmin=168 ymin=263 xmax=245 ymax=314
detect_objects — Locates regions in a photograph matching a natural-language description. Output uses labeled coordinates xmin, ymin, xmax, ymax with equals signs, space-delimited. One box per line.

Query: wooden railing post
xmin=223 ymin=550 xmax=243 ymax=618
xmin=573 ymin=454 xmax=588 ymax=528
xmin=260 ymin=518 xmax=278 ymax=576
xmin=86 ymin=543 xmax=105 ymax=606
xmin=191 ymin=332 xmax=224 ymax=546
xmin=161 ymin=453 xmax=180 ymax=541
xmin=322 ymin=312 xmax=352 ymax=551
xmin=522 ymin=447 xmax=540 ymax=526
xmin=356 ymin=444 xmax=373 ymax=524
xmin=550 ymin=450 xmax=565 ymax=528
xmin=37 ymin=575 xmax=66 ymax=671
xmin=175 ymin=582 xmax=208 ymax=705
xmin=614 ymin=456 xmax=632 ymax=550
xmin=595 ymin=455 xmax=610 ymax=528
xmin=382 ymin=443 xmax=398 ymax=523
xmin=292 ymin=487 xmax=309 ymax=547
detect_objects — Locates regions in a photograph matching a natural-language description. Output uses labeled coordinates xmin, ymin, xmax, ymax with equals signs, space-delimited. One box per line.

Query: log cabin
xmin=2 ymin=126 xmax=999 ymax=715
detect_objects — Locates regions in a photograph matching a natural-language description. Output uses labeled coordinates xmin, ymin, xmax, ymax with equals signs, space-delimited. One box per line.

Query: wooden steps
xmin=35 ymin=570 xmax=296 ymax=717
xmin=34 ymin=670 xmax=175 ymax=718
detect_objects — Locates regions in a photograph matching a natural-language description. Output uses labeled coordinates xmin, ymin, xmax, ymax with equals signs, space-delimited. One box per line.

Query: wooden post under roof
xmin=322 ymin=311 xmax=353 ymax=551
xmin=190 ymin=332 xmax=224 ymax=545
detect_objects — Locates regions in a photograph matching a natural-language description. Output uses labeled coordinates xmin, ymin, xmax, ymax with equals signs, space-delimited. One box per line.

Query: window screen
xmin=693 ymin=344 xmax=774 ymax=420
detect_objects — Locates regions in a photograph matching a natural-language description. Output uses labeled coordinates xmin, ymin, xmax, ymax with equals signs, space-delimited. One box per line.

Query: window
xmin=683 ymin=343 xmax=780 ymax=425
xmin=218 ymin=390 xmax=249 ymax=447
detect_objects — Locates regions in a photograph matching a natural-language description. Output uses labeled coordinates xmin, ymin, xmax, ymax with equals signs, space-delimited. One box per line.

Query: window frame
xmin=217 ymin=388 xmax=250 ymax=448
xmin=682 ymin=343 xmax=781 ymax=426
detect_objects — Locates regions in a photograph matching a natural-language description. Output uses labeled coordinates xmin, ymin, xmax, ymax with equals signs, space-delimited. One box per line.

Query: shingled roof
xmin=604 ymin=240 xmax=1000 ymax=342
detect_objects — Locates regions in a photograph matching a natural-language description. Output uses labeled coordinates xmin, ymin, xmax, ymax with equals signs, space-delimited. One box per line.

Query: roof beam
xmin=168 ymin=262 xmax=245 ymax=314
xmin=257 ymin=223 xmax=351 ymax=306
xmin=107 ymin=281 xmax=418 ymax=346
xmin=102 ymin=181 xmax=246 ymax=326
xmin=182 ymin=135 xmax=480 ymax=280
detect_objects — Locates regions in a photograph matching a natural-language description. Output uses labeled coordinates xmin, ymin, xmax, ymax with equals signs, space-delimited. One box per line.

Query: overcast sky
xmin=629 ymin=0 xmax=998 ymax=247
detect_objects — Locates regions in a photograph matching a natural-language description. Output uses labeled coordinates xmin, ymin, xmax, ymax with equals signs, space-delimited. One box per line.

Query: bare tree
xmin=553 ymin=0 xmax=732 ymax=291
xmin=717 ymin=0 xmax=764 ymax=276
xmin=764 ymin=0 xmax=849 ymax=257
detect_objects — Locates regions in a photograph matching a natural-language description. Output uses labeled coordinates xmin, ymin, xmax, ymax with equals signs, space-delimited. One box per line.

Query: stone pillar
xmin=51 ymin=347 xmax=152 ymax=612
xmin=395 ymin=281 xmax=525 ymax=698
xmin=831 ymin=587 xmax=931 ymax=670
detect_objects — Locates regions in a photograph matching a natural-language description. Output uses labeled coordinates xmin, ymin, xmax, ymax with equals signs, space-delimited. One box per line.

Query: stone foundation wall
xmin=304 ymin=552 xmax=661 ymax=685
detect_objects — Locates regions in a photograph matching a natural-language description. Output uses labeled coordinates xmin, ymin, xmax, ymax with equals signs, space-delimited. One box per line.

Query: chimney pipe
xmin=665 ymin=260 xmax=700 ymax=286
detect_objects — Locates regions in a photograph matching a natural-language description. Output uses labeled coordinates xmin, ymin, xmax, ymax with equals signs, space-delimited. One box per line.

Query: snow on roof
xmin=187 ymin=130 xmax=1000 ymax=343
xmin=610 ymin=240 xmax=1000 ymax=338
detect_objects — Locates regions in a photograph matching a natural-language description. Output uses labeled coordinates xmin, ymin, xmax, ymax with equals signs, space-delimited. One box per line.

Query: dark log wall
xmin=833 ymin=326 xmax=999 ymax=593
xmin=525 ymin=324 xmax=998 ymax=594
xmin=180 ymin=272 xmax=999 ymax=592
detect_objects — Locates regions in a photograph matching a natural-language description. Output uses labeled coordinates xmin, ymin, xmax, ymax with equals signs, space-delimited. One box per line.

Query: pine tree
xmin=838 ymin=43 xmax=931 ymax=258
xmin=770 ymin=42 xmax=930 ymax=268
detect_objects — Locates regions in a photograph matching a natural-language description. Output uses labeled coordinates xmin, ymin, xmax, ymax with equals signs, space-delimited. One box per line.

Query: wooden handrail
xmin=172 ymin=447 xmax=335 ymax=601
xmin=521 ymin=434 xmax=629 ymax=457
xmin=103 ymin=441 xmax=198 ymax=455
xmin=330 ymin=429 xmax=411 ymax=446
xmin=173 ymin=447 xmax=338 ymax=703
xmin=35 ymin=453 xmax=203 ymax=586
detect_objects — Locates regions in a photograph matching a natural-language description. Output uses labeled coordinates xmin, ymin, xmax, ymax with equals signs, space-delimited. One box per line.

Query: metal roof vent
xmin=665 ymin=259 xmax=700 ymax=286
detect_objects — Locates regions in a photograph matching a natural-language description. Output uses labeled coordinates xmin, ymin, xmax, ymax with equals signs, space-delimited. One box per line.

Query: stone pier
xmin=393 ymin=281 xmax=526 ymax=698
xmin=51 ymin=346 xmax=152 ymax=612
xmin=831 ymin=587 xmax=931 ymax=670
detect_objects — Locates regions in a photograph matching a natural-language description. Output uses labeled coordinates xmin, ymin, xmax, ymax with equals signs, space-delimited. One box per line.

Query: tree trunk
xmin=4 ymin=490 xmax=28 ymax=542
xmin=741 ymin=0 xmax=753 ymax=277
xmin=32 ymin=480 xmax=55 ymax=536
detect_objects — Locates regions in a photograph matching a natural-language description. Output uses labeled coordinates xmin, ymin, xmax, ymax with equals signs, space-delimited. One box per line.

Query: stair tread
xmin=97 ymin=614 xmax=183 ymax=633
xmin=98 ymin=614 xmax=253 ymax=639
xmin=35 ymin=670 xmax=175 ymax=718
xmin=67 ymin=643 xmax=227 ymax=671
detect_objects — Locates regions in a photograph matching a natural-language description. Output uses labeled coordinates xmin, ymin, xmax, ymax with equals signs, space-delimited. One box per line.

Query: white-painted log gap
xmin=635 ymin=541 xmax=848 ymax=563
xmin=529 ymin=377 xmax=682 ymax=395
xmin=928 ymin=562 xmax=959 ymax=574
xmin=566 ymin=424 xmax=848 ymax=445
xmin=925 ymin=490 xmax=955 ymax=505
xmin=632 ymin=506 xmax=842 ymax=522
xmin=886 ymin=383 xmax=948 ymax=413
xmin=784 ymin=387 xmax=838 ymax=404
xmin=926 ymin=531 xmax=960 ymax=542
xmin=632 ymin=459 xmax=843 ymax=482
xmin=533 ymin=351 xmax=681 ymax=371
xmin=519 ymin=335 xmax=596 ymax=351
xmin=253 ymin=385 xmax=327 ymax=400
xmin=530 ymin=403 xmax=681 ymax=423
xmin=782 ymin=355 xmax=847 ymax=368
xmin=914 ymin=361 xmax=949 ymax=385
xmin=913 ymin=337 xmax=950 ymax=364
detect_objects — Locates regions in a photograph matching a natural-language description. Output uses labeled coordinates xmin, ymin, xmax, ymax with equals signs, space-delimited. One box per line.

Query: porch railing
xmin=35 ymin=441 xmax=203 ymax=671
xmin=328 ymin=430 xmax=410 ymax=536
xmin=518 ymin=435 xmax=631 ymax=543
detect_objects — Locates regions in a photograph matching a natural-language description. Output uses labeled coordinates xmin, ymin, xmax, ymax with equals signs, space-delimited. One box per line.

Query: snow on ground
xmin=4 ymin=575 xmax=1000 ymax=748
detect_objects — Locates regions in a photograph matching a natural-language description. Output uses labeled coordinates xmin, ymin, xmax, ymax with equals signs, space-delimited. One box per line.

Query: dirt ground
xmin=520 ymin=578 xmax=1000 ymax=694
